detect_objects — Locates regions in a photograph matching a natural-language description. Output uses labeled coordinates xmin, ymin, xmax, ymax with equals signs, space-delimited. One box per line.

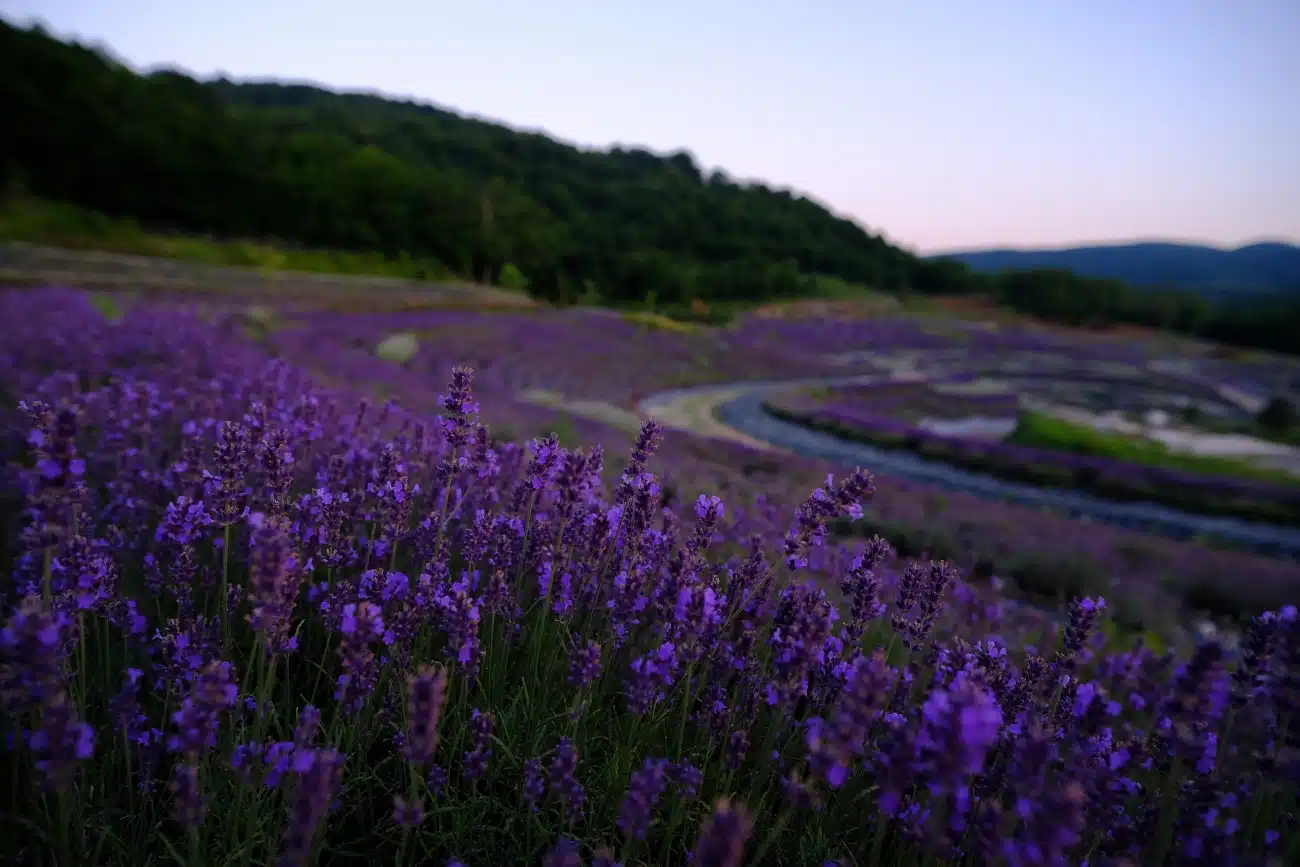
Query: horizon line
xmin=927 ymin=237 xmax=1300 ymax=257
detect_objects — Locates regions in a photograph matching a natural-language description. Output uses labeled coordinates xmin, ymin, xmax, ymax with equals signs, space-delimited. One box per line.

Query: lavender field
xmin=761 ymin=381 xmax=1300 ymax=528
xmin=2 ymin=286 xmax=1299 ymax=866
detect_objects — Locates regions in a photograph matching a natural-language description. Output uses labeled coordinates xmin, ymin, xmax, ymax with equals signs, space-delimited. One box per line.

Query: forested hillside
xmin=3 ymin=19 xmax=1299 ymax=352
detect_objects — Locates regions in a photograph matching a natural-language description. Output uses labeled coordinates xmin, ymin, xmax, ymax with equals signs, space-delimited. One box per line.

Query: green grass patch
xmin=620 ymin=309 xmax=701 ymax=333
xmin=375 ymin=332 xmax=420 ymax=363
xmin=547 ymin=414 xmax=583 ymax=449
xmin=88 ymin=292 xmax=123 ymax=322
xmin=0 ymin=195 xmax=453 ymax=281
xmin=1007 ymin=410 xmax=1300 ymax=487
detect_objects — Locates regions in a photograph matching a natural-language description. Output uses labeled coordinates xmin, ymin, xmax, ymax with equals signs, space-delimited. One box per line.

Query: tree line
xmin=2 ymin=20 xmax=1297 ymax=352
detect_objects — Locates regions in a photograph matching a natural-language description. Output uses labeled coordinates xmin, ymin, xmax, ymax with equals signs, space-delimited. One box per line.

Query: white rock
xmin=375 ymin=332 xmax=419 ymax=363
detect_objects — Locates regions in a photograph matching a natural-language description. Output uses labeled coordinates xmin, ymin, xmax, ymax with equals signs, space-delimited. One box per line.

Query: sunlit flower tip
xmin=690 ymin=798 xmax=753 ymax=867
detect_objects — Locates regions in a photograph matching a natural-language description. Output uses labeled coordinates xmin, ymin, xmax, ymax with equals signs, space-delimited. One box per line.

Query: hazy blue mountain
xmin=931 ymin=241 xmax=1300 ymax=300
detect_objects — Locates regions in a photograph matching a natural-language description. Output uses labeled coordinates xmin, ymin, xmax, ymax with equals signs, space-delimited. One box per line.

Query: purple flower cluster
xmin=1 ymin=289 xmax=1298 ymax=866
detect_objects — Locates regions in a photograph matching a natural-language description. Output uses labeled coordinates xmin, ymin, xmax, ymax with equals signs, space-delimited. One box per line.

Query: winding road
xmin=638 ymin=377 xmax=1300 ymax=561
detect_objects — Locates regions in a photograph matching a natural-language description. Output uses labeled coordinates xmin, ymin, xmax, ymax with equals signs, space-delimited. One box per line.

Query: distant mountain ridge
xmin=931 ymin=241 xmax=1300 ymax=300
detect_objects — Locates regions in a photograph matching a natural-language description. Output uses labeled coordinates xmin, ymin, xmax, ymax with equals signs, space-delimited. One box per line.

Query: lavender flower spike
xmin=405 ymin=664 xmax=449 ymax=768
xmin=690 ymin=798 xmax=754 ymax=867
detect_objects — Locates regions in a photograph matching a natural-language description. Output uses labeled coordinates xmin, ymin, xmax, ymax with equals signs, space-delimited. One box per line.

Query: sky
xmin=4 ymin=0 xmax=1299 ymax=253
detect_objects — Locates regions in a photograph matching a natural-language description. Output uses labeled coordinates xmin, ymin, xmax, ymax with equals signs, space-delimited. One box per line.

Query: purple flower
xmin=617 ymin=757 xmax=670 ymax=840
xmin=616 ymin=420 xmax=664 ymax=505
xmin=205 ymin=420 xmax=250 ymax=525
xmin=767 ymin=583 xmax=834 ymax=706
xmin=568 ymin=639 xmax=602 ymax=690
xmin=257 ymin=429 xmax=295 ymax=519
xmin=626 ymin=642 xmax=679 ymax=714
xmin=110 ymin=667 xmax=151 ymax=745
xmin=783 ymin=470 xmax=874 ymax=570
xmin=892 ymin=560 xmax=956 ymax=648
xmin=689 ymin=798 xmax=753 ymax=867
xmin=725 ymin=730 xmax=749 ymax=772
xmin=370 ymin=443 xmax=413 ymax=540
xmin=686 ymin=494 xmax=725 ymax=560
xmin=1 ymin=595 xmax=74 ymax=713
xmin=405 ymin=664 xmax=449 ymax=768
xmin=335 ymin=603 xmax=384 ymax=714
xmin=231 ymin=740 xmax=266 ymax=785
xmin=279 ymin=749 xmax=346 ymax=867
xmin=247 ymin=515 xmax=303 ymax=655
xmin=437 ymin=589 xmax=482 ymax=679
xmin=542 ymin=838 xmax=582 ymax=867
xmin=427 ymin=763 xmax=449 ymax=798
xmin=1056 ymin=596 xmax=1106 ymax=671
xmin=548 ymin=737 xmax=585 ymax=821
xmin=170 ymin=762 xmax=206 ymax=829
xmin=907 ymin=672 xmax=1002 ymax=829
xmin=808 ymin=651 xmax=893 ymax=788
xmin=437 ymin=365 xmax=479 ymax=453
xmin=523 ymin=757 xmax=545 ymax=813
xmin=168 ymin=660 xmax=238 ymax=759
xmin=840 ymin=536 xmax=893 ymax=642
xmin=62 ymin=534 xmax=117 ymax=613
xmin=294 ymin=705 xmax=321 ymax=750
xmin=669 ymin=760 xmax=703 ymax=800
xmin=392 ymin=795 xmax=425 ymax=827
xmin=525 ymin=433 xmax=563 ymax=492
xmin=462 ymin=709 xmax=495 ymax=782
xmin=27 ymin=690 xmax=95 ymax=792
xmin=20 ymin=404 xmax=87 ymax=550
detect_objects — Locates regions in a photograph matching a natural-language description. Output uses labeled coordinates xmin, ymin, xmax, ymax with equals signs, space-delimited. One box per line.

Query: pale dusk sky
xmin=5 ymin=0 xmax=1298 ymax=253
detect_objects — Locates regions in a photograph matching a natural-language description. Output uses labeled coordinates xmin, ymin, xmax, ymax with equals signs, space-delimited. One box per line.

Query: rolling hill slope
xmin=3 ymin=18 xmax=1300 ymax=353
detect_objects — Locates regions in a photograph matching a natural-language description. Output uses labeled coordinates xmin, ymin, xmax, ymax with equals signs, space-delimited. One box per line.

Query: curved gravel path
xmin=639 ymin=377 xmax=1300 ymax=560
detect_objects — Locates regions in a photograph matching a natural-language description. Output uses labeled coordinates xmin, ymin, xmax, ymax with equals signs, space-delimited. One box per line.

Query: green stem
xmin=750 ymin=804 xmax=796 ymax=865
xmin=56 ymin=792 xmax=74 ymax=867
xmin=42 ymin=547 xmax=53 ymax=604
xmin=187 ymin=827 xmax=202 ymax=867
xmin=219 ymin=525 xmax=231 ymax=647
xmin=677 ymin=664 xmax=696 ymax=756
